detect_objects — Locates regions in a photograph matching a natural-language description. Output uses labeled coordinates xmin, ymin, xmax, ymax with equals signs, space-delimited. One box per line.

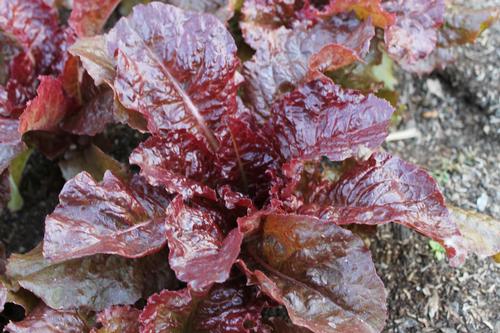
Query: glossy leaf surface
xmin=91 ymin=305 xmax=141 ymax=333
xmin=106 ymin=2 xmax=240 ymax=148
xmin=44 ymin=171 xmax=171 ymax=261
xmin=129 ymin=131 xmax=218 ymax=200
xmin=0 ymin=0 xmax=66 ymax=116
xmin=166 ymin=0 xmax=236 ymax=22
xmin=384 ymin=0 xmax=445 ymax=71
xmin=323 ymin=0 xmax=394 ymax=28
xmin=242 ymin=213 xmax=387 ymax=333
xmin=268 ymin=77 xmax=393 ymax=162
xmin=4 ymin=304 xmax=88 ymax=333
xmin=0 ymin=0 xmax=64 ymax=73
xmin=300 ymin=152 xmax=465 ymax=266
xmin=61 ymin=87 xmax=116 ymax=136
xmin=243 ymin=17 xmax=374 ymax=117
xmin=0 ymin=117 xmax=25 ymax=173
xmin=18 ymin=76 xmax=69 ymax=134
xmin=69 ymin=0 xmax=122 ymax=37
xmin=140 ymin=278 xmax=270 ymax=332
xmin=215 ymin=114 xmax=280 ymax=201
xmin=165 ymin=196 xmax=243 ymax=292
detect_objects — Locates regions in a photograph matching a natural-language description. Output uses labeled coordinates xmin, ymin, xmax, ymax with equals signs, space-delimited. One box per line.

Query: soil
xmin=376 ymin=5 xmax=500 ymax=331
xmin=1 ymin=5 xmax=499 ymax=333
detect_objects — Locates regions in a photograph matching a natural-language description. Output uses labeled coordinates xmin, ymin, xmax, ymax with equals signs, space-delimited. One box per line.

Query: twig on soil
xmin=386 ymin=128 xmax=421 ymax=142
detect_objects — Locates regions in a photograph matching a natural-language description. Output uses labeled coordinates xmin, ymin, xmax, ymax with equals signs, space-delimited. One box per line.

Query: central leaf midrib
xmin=123 ymin=19 xmax=219 ymax=151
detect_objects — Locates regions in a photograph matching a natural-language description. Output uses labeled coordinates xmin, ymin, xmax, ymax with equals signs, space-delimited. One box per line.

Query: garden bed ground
xmin=1 ymin=5 xmax=499 ymax=333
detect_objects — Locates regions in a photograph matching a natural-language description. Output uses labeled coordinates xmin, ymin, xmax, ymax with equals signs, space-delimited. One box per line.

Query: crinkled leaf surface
xmin=267 ymin=77 xmax=393 ymax=162
xmin=323 ymin=0 xmax=394 ymax=28
xmin=18 ymin=76 xmax=69 ymax=134
xmin=166 ymin=0 xmax=236 ymax=22
xmin=215 ymin=114 xmax=280 ymax=201
xmin=44 ymin=171 xmax=171 ymax=261
xmin=91 ymin=305 xmax=141 ymax=333
xmin=0 ymin=117 xmax=25 ymax=173
xmin=383 ymin=0 xmax=445 ymax=72
xmin=106 ymin=2 xmax=240 ymax=148
xmin=5 ymin=304 xmax=89 ymax=333
xmin=6 ymin=245 xmax=176 ymax=311
xmin=165 ymin=196 xmax=243 ymax=292
xmin=243 ymin=17 xmax=374 ymax=117
xmin=0 ymin=0 xmax=66 ymax=116
xmin=131 ymin=113 xmax=278 ymax=202
xmin=61 ymin=87 xmax=116 ymax=136
xmin=0 ymin=33 xmax=33 ymax=118
xmin=69 ymin=0 xmax=122 ymax=37
xmin=298 ymin=152 xmax=465 ymax=265
xmin=450 ymin=206 xmax=500 ymax=259
xmin=129 ymin=131 xmax=218 ymax=200
xmin=240 ymin=0 xmax=311 ymax=49
xmin=407 ymin=7 xmax=499 ymax=74
xmin=241 ymin=213 xmax=387 ymax=333
xmin=0 ymin=0 xmax=65 ymax=73
xmin=140 ymin=278 xmax=270 ymax=333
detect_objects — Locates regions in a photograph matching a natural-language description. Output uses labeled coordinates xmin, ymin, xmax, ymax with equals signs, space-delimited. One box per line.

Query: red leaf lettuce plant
xmin=0 ymin=0 xmax=499 ymax=332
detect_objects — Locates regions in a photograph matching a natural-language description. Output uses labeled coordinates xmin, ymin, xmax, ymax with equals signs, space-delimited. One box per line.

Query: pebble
xmin=476 ymin=192 xmax=489 ymax=212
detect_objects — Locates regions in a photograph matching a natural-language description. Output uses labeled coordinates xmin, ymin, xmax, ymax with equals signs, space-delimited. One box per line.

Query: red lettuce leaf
xmin=139 ymin=278 xmax=270 ymax=332
xmin=285 ymin=152 xmax=465 ymax=266
xmin=5 ymin=304 xmax=89 ymax=333
xmin=69 ymin=36 xmax=116 ymax=87
xmin=106 ymin=2 xmax=241 ymax=149
xmin=243 ymin=16 xmax=375 ymax=118
xmin=61 ymin=86 xmax=116 ymax=136
xmin=403 ymin=6 xmax=499 ymax=74
xmin=130 ymin=114 xmax=279 ymax=202
xmin=240 ymin=0 xmax=312 ymax=49
xmin=165 ymin=196 xmax=243 ymax=292
xmin=450 ymin=206 xmax=500 ymax=259
xmin=0 ymin=0 xmax=67 ymax=117
xmin=321 ymin=0 xmax=395 ymax=28
xmin=0 ymin=33 xmax=34 ymax=118
xmin=43 ymin=171 xmax=171 ymax=262
xmin=129 ymin=131 xmax=218 ymax=201
xmin=383 ymin=0 xmax=445 ymax=72
xmin=165 ymin=0 xmax=236 ymax=22
xmin=240 ymin=213 xmax=387 ymax=333
xmin=215 ymin=114 xmax=280 ymax=202
xmin=0 ymin=117 xmax=25 ymax=173
xmin=18 ymin=76 xmax=70 ymax=134
xmin=0 ymin=0 xmax=65 ymax=73
xmin=267 ymin=77 xmax=393 ymax=162
xmin=6 ymin=245 xmax=176 ymax=311
xmin=69 ymin=0 xmax=122 ymax=37
xmin=91 ymin=305 xmax=141 ymax=333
